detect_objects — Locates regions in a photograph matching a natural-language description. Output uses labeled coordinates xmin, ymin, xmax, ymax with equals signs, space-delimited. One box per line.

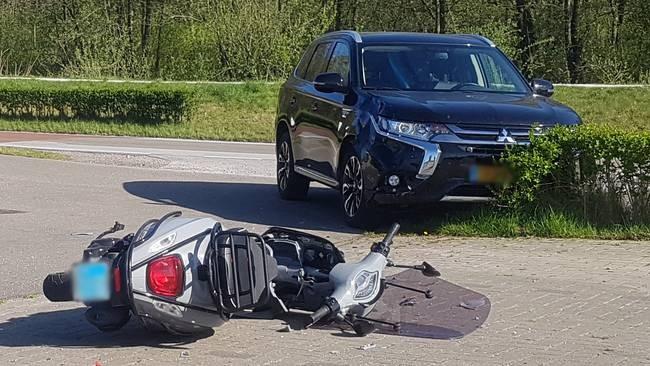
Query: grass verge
xmin=397 ymin=207 xmax=650 ymax=240
xmin=0 ymin=81 xmax=648 ymax=143
xmin=0 ymin=147 xmax=67 ymax=160
xmin=553 ymin=86 xmax=650 ymax=132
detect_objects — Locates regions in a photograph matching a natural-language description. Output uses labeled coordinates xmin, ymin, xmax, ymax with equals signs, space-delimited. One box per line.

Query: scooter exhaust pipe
xmin=43 ymin=272 xmax=73 ymax=302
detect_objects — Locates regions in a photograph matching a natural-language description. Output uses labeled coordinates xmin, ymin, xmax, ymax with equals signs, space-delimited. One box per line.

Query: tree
xmin=609 ymin=0 xmax=625 ymax=48
xmin=564 ymin=0 xmax=583 ymax=83
xmin=515 ymin=0 xmax=536 ymax=77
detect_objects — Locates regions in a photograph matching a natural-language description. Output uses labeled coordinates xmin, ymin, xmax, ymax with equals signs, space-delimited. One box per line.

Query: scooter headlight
xmin=353 ymin=270 xmax=379 ymax=300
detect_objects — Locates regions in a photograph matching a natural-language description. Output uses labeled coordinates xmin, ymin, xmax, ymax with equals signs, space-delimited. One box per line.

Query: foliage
xmin=0 ymin=80 xmax=278 ymax=141
xmin=499 ymin=124 xmax=650 ymax=227
xmin=0 ymin=0 xmax=649 ymax=83
xmin=0 ymin=81 xmax=195 ymax=123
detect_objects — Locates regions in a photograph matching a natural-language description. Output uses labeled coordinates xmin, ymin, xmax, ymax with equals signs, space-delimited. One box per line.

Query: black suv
xmin=275 ymin=31 xmax=581 ymax=227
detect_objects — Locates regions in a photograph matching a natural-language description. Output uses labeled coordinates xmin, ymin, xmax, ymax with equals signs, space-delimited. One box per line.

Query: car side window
xmin=326 ymin=42 xmax=351 ymax=86
xmin=478 ymin=53 xmax=519 ymax=92
xmin=294 ymin=45 xmax=315 ymax=79
xmin=304 ymin=42 xmax=333 ymax=82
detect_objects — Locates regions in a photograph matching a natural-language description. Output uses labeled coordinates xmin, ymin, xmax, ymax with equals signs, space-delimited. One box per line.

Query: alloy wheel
xmin=342 ymin=156 xmax=363 ymax=218
xmin=277 ymin=141 xmax=291 ymax=191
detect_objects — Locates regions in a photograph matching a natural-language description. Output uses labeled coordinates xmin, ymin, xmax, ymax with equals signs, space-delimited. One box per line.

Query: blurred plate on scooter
xmin=73 ymin=262 xmax=110 ymax=302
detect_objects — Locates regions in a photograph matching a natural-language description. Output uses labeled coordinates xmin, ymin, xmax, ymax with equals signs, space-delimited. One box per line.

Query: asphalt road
xmin=1 ymin=133 xmax=649 ymax=365
xmin=0 ymin=153 xmax=356 ymax=300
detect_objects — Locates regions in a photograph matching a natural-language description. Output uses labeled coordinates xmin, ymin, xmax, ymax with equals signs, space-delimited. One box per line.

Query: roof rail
xmin=325 ymin=30 xmax=362 ymax=43
xmin=467 ymin=34 xmax=496 ymax=47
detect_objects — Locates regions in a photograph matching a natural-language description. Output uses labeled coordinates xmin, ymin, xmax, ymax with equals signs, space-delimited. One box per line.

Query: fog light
xmin=388 ymin=175 xmax=400 ymax=187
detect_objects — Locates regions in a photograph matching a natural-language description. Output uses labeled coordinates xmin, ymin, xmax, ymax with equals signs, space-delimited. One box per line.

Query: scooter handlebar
xmin=306 ymin=304 xmax=331 ymax=328
xmin=381 ymin=223 xmax=401 ymax=246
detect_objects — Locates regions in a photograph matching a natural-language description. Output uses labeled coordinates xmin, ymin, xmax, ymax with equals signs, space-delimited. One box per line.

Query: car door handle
xmin=311 ymin=103 xmax=318 ymax=111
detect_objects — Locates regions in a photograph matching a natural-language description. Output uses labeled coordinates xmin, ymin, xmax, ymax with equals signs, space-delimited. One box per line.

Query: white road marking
xmin=2 ymin=76 xmax=646 ymax=88
xmin=0 ymin=141 xmax=275 ymax=161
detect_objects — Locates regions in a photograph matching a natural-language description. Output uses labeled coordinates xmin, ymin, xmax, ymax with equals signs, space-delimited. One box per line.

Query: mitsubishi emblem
xmin=496 ymin=128 xmax=516 ymax=144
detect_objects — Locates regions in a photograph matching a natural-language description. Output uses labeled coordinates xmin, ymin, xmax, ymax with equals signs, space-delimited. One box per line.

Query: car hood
xmin=370 ymin=90 xmax=581 ymax=126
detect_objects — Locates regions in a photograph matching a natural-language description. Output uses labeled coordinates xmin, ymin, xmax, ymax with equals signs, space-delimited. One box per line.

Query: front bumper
xmin=363 ymin=134 xmax=502 ymax=206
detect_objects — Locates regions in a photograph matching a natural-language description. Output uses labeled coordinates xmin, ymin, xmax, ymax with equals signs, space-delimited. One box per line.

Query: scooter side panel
xmin=130 ymin=217 xmax=224 ymax=330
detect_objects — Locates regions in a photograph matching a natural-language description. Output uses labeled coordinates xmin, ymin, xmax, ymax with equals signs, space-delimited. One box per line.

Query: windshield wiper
xmin=364 ymin=86 xmax=403 ymax=91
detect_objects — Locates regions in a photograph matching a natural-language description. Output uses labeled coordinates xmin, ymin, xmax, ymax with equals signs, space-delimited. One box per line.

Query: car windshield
xmin=361 ymin=44 xmax=530 ymax=94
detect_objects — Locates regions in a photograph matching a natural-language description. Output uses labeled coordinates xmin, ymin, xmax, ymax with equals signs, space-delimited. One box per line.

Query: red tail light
xmin=113 ymin=267 xmax=122 ymax=293
xmin=147 ymin=255 xmax=184 ymax=297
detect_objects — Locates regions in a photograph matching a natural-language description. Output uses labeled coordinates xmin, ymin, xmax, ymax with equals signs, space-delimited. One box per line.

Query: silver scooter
xmin=43 ymin=212 xmax=444 ymax=337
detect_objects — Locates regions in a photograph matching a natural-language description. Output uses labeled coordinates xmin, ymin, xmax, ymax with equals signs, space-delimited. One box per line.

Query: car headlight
xmin=377 ymin=116 xmax=451 ymax=141
xmin=353 ymin=270 xmax=379 ymax=300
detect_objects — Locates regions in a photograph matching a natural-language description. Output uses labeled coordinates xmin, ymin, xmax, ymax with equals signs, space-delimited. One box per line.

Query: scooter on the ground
xmin=43 ymin=212 xmax=485 ymax=338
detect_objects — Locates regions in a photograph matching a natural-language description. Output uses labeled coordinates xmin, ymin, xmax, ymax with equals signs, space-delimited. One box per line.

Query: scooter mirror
xmin=422 ymin=262 xmax=441 ymax=277
xmin=352 ymin=320 xmax=376 ymax=337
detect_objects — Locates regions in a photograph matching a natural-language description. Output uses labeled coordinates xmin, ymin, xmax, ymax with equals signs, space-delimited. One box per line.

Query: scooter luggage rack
xmin=207 ymin=229 xmax=271 ymax=313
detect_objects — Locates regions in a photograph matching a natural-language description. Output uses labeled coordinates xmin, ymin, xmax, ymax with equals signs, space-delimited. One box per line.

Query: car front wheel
xmin=340 ymin=150 xmax=376 ymax=228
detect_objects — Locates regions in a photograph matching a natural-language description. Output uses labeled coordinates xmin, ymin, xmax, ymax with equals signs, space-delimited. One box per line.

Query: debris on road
xmin=459 ymin=298 xmax=486 ymax=310
xmin=399 ymin=297 xmax=417 ymax=306
xmin=358 ymin=343 xmax=377 ymax=351
xmin=279 ymin=324 xmax=293 ymax=332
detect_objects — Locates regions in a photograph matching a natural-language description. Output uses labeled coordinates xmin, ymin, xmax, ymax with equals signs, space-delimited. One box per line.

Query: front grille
xmin=448 ymin=124 xmax=541 ymax=144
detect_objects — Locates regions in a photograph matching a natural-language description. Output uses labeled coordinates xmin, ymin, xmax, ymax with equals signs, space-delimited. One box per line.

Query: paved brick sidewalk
xmin=0 ymin=237 xmax=648 ymax=366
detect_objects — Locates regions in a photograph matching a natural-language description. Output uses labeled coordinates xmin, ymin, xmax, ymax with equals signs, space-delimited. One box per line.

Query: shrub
xmin=0 ymin=82 xmax=195 ymax=123
xmin=499 ymin=125 xmax=650 ymax=226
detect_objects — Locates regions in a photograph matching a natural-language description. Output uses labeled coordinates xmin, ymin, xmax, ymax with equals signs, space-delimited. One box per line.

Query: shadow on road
xmin=123 ymin=180 xmax=360 ymax=233
xmin=0 ymin=307 xmax=212 ymax=349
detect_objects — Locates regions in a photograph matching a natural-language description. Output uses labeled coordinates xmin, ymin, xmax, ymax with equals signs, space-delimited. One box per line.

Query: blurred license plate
xmin=469 ymin=165 xmax=509 ymax=183
xmin=73 ymin=262 xmax=110 ymax=302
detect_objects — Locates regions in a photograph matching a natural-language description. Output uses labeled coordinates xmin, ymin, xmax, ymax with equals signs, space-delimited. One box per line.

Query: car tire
xmin=276 ymin=130 xmax=309 ymax=200
xmin=340 ymin=149 xmax=377 ymax=229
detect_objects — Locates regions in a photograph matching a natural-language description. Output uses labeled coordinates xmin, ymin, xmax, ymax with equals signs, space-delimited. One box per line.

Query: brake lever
xmin=95 ymin=221 xmax=125 ymax=239
xmin=387 ymin=260 xmax=441 ymax=277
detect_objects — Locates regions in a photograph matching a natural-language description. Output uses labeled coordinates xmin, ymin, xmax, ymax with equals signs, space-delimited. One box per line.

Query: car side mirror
xmin=314 ymin=72 xmax=348 ymax=94
xmin=531 ymin=79 xmax=554 ymax=97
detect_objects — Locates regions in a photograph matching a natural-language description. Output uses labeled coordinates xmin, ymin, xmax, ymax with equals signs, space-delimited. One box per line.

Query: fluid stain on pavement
xmin=0 ymin=209 xmax=26 ymax=215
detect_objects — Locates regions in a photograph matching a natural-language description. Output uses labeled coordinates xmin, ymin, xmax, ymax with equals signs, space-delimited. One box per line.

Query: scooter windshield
xmin=366 ymin=270 xmax=490 ymax=340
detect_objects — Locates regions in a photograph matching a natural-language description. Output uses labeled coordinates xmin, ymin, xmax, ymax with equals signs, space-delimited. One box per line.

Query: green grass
xmin=396 ymin=207 xmax=650 ymax=240
xmin=0 ymin=147 xmax=67 ymax=160
xmin=0 ymin=80 xmax=647 ymax=143
xmin=554 ymin=86 xmax=650 ymax=131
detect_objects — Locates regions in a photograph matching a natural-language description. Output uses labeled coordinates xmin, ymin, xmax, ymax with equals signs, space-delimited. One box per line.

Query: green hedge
xmin=0 ymin=82 xmax=195 ymax=123
xmin=500 ymin=125 xmax=650 ymax=226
